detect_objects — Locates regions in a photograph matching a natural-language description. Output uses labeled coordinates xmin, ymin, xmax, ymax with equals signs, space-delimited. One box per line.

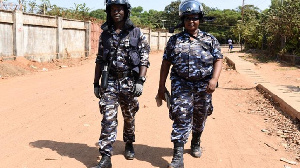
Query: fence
xmin=0 ymin=10 xmax=172 ymax=62
xmin=0 ymin=10 xmax=91 ymax=62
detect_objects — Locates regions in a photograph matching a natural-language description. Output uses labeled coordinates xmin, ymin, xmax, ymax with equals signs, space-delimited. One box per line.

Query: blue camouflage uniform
xmin=163 ymin=29 xmax=223 ymax=143
xmin=96 ymin=27 xmax=150 ymax=156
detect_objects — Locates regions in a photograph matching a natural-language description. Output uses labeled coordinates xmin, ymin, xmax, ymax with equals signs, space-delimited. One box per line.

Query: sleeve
xmin=95 ymin=33 xmax=104 ymax=64
xmin=138 ymin=30 xmax=150 ymax=67
xmin=211 ymin=36 xmax=223 ymax=60
xmin=163 ymin=35 xmax=176 ymax=64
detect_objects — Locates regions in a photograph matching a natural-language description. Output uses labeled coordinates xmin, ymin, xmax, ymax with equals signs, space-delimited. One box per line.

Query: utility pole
xmin=241 ymin=0 xmax=245 ymax=22
xmin=240 ymin=0 xmax=245 ymax=51
xmin=161 ymin=20 xmax=166 ymax=29
xmin=280 ymin=0 xmax=285 ymax=50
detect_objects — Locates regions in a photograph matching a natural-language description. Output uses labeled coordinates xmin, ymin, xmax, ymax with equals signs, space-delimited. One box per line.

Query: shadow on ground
xmin=29 ymin=140 xmax=190 ymax=168
xmin=284 ymin=85 xmax=300 ymax=92
xmin=220 ymin=87 xmax=255 ymax=91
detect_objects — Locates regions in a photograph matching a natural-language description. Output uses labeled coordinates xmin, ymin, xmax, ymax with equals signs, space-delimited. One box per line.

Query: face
xmin=183 ymin=14 xmax=200 ymax=32
xmin=110 ymin=4 xmax=125 ymax=23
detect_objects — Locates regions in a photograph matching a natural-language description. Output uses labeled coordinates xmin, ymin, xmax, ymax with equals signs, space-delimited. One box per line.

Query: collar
xmin=182 ymin=29 xmax=203 ymax=38
xmin=101 ymin=18 xmax=135 ymax=33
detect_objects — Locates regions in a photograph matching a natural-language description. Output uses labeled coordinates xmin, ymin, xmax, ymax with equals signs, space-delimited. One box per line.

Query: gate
xmin=91 ymin=22 xmax=103 ymax=56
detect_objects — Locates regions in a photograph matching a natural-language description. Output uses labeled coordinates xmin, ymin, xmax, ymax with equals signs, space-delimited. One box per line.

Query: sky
xmin=29 ymin=0 xmax=271 ymax=11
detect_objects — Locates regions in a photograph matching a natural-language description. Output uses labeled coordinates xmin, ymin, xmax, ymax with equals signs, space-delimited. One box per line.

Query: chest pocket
xmin=173 ymin=42 xmax=189 ymax=63
xmin=192 ymin=41 xmax=214 ymax=66
xmin=101 ymin=37 xmax=112 ymax=62
xmin=128 ymin=37 xmax=140 ymax=66
xmin=200 ymin=53 xmax=214 ymax=66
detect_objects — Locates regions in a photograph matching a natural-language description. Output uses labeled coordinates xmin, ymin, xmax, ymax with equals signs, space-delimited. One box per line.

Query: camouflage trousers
xmin=169 ymin=78 xmax=213 ymax=144
xmin=98 ymin=77 xmax=139 ymax=156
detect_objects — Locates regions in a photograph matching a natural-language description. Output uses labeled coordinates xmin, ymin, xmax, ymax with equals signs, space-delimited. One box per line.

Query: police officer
xmin=93 ymin=0 xmax=150 ymax=167
xmin=157 ymin=0 xmax=223 ymax=167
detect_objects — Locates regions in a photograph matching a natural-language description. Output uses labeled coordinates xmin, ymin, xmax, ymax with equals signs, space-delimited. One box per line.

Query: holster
xmin=101 ymin=65 xmax=109 ymax=89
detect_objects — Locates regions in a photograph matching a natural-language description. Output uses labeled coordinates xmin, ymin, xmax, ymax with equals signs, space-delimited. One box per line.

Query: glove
xmin=133 ymin=82 xmax=143 ymax=97
xmin=165 ymin=90 xmax=171 ymax=109
xmin=94 ymin=83 xmax=101 ymax=99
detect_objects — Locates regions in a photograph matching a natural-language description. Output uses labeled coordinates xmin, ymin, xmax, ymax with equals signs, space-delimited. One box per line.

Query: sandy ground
xmin=0 ymin=50 xmax=299 ymax=168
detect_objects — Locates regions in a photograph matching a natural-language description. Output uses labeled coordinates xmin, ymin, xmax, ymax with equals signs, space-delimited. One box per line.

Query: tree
xmin=28 ymin=0 xmax=37 ymax=13
xmin=72 ymin=3 xmax=90 ymax=20
xmin=264 ymin=0 xmax=300 ymax=55
xmin=89 ymin=9 xmax=106 ymax=20
xmin=131 ymin=6 xmax=143 ymax=18
xmin=37 ymin=0 xmax=51 ymax=15
xmin=164 ymin=0 xmax=181 ymax=28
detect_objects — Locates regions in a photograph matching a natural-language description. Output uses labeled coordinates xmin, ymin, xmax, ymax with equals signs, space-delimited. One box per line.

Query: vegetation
xmin=4 ymin=0 xmax=299 ymax=56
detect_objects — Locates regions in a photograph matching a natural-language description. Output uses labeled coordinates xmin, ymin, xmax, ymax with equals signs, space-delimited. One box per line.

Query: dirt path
xmin=0 ymin=51 xmax=298 ymax=168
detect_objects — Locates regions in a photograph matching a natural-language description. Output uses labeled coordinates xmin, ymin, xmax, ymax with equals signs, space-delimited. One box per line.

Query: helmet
xmin=104 ymin=0 xmax=132 ymax=25
xmin=179 ymin=0 xmax=204 ymax=18
xmin=105 ymin=0 xmax=131 ymax=11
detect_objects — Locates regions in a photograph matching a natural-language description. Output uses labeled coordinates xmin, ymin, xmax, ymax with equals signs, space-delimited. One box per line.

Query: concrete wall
xmin=23 ymin=25 xmax=57 ymax=61
xmin=0 ymin=10 xmax=90 ymax=62
xmin=22 ymin=13 xmax=57 ymax=61
xmin=0 ymin=10 xmax=13 ymax=57
xmin=62 ymin=19 xmax=87 ymax=59
xmin=141 ymin=28 xmax=173 ymax=51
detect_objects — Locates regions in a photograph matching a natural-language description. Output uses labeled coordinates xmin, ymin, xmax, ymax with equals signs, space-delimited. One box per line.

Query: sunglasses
xmin=184 ymin=17 xmax=199 ymax=21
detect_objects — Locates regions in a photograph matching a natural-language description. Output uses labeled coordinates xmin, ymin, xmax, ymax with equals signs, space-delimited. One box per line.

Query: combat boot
xmin=190 ymin=132 xmax=202 ymax=158
xmin=168 ymin=142 xmax=184 ymax=168
xmin=124 ymin=142 xmax=135 ymax=160
xmin=96 ymin=155 xmax=112 ymax=168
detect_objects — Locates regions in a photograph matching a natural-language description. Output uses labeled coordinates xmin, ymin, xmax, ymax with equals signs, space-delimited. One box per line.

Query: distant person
xmin=157 ymin=0 xmax=223 ymax=167
xmin=228 ymin=38 xmax=233 ymax=52
xmin=93 ymin=0 xmax=150 ymax=167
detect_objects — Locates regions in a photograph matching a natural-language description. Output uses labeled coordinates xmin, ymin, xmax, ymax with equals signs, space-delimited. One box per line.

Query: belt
xmin=110 ymin=70 xmax=131 ymax=79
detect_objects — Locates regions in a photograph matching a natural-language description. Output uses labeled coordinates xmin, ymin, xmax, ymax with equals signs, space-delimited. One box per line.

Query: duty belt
xmin=110 ymin=70 xmax=131 ymax=79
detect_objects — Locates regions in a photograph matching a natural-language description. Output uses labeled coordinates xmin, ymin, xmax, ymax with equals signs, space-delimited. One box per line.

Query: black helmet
xmin=179 ymin=0 xmax=204 ymax=19
xmin=105 ymin=0 xmax=131 ymax=11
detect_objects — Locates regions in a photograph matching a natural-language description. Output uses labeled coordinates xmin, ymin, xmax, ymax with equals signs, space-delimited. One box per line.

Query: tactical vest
xmin=100 ymin=27 xmax=141 ymax=75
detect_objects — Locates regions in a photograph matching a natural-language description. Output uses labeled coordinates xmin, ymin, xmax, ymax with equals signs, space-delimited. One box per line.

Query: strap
xmin=189 ymin=34 xmax=212 ymax=52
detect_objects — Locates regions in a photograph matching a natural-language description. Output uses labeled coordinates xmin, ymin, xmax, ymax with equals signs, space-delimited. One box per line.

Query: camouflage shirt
xmin=163 ymin=29 xmax=223 ymax=83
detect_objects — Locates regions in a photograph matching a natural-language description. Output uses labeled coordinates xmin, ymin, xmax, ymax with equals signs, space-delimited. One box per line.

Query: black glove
xmin=94 ymin=83 xmax=101 ymax=99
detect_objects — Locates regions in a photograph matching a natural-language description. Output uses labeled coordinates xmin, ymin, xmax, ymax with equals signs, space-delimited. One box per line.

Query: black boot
xmin=124 ymin=142 xmax=135 ymax=160
xmin=190 ymin=132 xmax=202 ymax=158
xmin=96 ymin=155 xmax=112 ymax=168
xmin=168 ymin=142 xmax=184 ymax=168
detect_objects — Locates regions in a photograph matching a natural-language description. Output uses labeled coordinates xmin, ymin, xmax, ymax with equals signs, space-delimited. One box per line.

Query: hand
xmin=133 ymin=83 xmax=143 ymax=97
xmin=157 ymin=86 xmax=167 ymax=101
xmin=94 ymin=83 xmax=101 ymax=99
xmin=206 ymin=78 xmax=218 ymax=94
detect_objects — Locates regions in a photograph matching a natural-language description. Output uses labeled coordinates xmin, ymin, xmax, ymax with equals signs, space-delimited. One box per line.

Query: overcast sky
xmin=27 ymin=0 xmax=271 ymax=11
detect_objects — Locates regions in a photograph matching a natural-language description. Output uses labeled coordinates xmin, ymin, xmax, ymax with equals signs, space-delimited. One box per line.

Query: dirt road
xmin=0 ymin=51 xmax=298 ymax=168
